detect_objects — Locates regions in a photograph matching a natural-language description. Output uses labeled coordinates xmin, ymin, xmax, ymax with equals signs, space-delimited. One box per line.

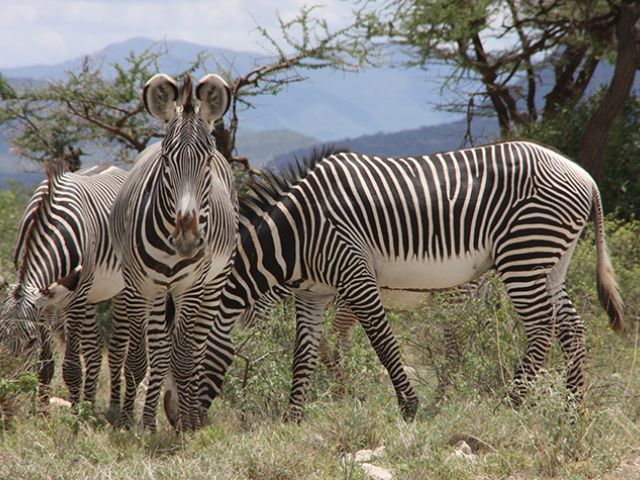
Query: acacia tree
xmin=0 ymin=6 xmax=372 ymax=173
xmin=357 ymin=0 xmax=640 ymax=180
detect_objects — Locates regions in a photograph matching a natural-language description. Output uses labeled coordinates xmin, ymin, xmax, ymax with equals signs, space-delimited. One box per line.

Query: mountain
xmin=271 ymin=116 xmax=500 ymax=171
xmin=0 ymin=37 xmax=460 ymax=141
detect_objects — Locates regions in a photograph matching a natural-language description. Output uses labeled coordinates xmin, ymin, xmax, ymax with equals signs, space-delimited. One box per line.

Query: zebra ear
xmin=143 ymin=74 xmax=179 ymax=124
xmin=196 ymin=74 xmax=231 ymax=125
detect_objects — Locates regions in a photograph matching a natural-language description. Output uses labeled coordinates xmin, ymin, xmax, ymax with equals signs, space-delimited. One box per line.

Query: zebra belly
xmin=374 ymin=250 xmax=492 ymax=293
xmin=88 ymin=268 xmax=124 ymax=303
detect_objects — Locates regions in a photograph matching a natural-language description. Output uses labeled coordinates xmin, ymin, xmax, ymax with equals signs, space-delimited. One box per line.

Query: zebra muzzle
xmin=170 ymin=209 xmax=204 ymax=258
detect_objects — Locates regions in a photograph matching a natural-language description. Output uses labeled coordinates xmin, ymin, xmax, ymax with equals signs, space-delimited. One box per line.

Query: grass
xmin=0 ymin=221 xmax=639 ymax=479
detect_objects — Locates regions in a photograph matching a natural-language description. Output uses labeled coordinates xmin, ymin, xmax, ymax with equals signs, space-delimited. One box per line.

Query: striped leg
xmin=194 ymin=308 xmax=235 ymax=418
xmin=170 ymin=280 xmax=210 ymax=432
xmin=192 ymin=273 xmax=230 ymax=426
xmin=80 ymin=303 xmax=102 ymax=405
xmin=36 ymin=309 xmax=55 ymax=408
xmin=495 ymin=209 xmax=584 ymax=405
xmin=108 ymin=293 xmax=128 ymax=415
xmin=119 ymin=286 xmax=153 ymax=427
xmin=284 ymin=292 xmax=333 ymax=423
xmin=319 ymin=305 xmax=356 ymax=395
xmin=141 ymin=293 xmax=172 ymax=431
xmin=338 ymin=266 xmax=419 ymax=420
xmin=62 ymin=315 xmax=84 ymax=406
xmin=554 ymin=287 xmax=586 ymax=399
xmin=504 ymin=276 xmax=555 ymax=404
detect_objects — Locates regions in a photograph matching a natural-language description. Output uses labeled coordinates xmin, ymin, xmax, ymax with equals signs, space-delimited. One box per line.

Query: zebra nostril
xmin=197 ymin=237 xmax=205 ymax=248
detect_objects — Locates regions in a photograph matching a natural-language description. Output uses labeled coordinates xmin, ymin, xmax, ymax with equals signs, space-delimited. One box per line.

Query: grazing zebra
xmin=109 ymin=73 xmax=237 ymax=431
xmin=1 ymin=163 xmax=127 ymax=407
xmin=166 ymin=141 xmax=622 ymax=424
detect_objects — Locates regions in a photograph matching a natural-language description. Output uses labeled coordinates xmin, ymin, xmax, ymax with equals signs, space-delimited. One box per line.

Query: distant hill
xmin=235 ymin=129 xmax=319 ymax=168
xmin=0 ymin=37 xmax=460 ymax=141
xmin=271 ymin=116 xmax=500 ymax=171
xmin=0 ymin=127 xmax=320 ymax=174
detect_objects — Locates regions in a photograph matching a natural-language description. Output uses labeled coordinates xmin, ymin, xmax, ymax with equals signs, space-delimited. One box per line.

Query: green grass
xmin=0 ymin=220 xmax=639 ymax=479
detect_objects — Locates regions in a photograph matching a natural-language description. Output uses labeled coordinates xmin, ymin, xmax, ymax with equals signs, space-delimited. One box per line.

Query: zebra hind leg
xmin=284 ymin=292 xmax=332 ymax=423
xmin=501 ymin=275 xmax=555 ymax=406
xmin=553 ymin=286 xmax=587 ymax=402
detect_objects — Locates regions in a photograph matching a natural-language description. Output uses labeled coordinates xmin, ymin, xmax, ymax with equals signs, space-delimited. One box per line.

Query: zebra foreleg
xmin=284 ymin=292 xmax=332 ymax=423
xmin=169 ymin=286 xmax=206 ymax=431
xmin=339 ymin=272 xmax=419 ymax=421
xmin=62 ymin=318 xmax=83 ymax=407
xmin=120 ymin=324 xmax=147 ymax=428
xmin=141 ymin=293 xmax=172 ymax=431
xmin=80 ymin=303 xmax=102 ymax=406
xmin=107 ymin=293 xmax=128 ymax=417
xmin=118 ymin=283 xmax=157 ymax=427
xmin=36 ymin=322 xmax=55 ymax=409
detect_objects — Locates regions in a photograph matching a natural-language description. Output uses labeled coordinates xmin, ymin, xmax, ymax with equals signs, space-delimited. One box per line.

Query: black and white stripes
xmin=1 ymin=163 xmax=127 ymax=407
xmin=186 ymin=140 xmax=621 ymax=422
xmin=109 ymin=73 xmax=237 ymax=431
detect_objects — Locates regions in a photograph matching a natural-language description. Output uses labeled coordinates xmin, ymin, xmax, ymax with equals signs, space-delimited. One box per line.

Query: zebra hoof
xmin=400 ymin=396 xmax=419 ymax=422
xmin=282 ymin=405 xmax=304 ymax=424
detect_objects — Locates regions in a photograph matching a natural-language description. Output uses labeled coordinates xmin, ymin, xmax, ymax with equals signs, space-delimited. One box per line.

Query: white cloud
xmin=0 ymin=0 xmax=353 ymax=68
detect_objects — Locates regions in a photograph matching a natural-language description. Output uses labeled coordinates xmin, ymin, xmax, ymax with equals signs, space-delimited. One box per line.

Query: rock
xmin=49 ymin=396 xmax=72 ymax=408
xmin=308 ymin=433 xmax=326 ymax=448
xmin=448 ymin=440 xmax=477 ymax=463
xmin=454 ymin=440 xmax=473 ymax=456
xmin=373 ymin=445 xmax=386 ymax=457
xmin=355 ymin=449 xmax=375 ymax=462
xmin=346 ymin=445 xmax=386 ymax=463
xmin=361 ymin=463 xmax=393 ymax=480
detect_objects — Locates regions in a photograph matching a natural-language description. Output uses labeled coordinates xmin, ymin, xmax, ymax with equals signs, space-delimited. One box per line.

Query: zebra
xmin=1 ymin=163 xmax=128 ymax=408
xmin=166 ymin=141 xmax=623 ymax=424
xmin=109 ymin=73 xmax=237 ymax=431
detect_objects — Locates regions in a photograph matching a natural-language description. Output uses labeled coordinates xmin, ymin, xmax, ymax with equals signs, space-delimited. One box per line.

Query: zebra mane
xmin=239 ymin=144 xmax=348 ymax=219
xmin=13 ymin=160 xmax=67 ymax=276
xmin=180 ymin=74 xmax=194 ymax=114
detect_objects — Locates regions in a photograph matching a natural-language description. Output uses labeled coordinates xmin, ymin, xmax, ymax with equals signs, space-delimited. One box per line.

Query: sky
xmin=0 ymin=0 xmax=352 ymax=68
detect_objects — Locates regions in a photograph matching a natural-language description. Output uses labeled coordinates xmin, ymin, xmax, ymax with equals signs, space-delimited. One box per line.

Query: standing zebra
xmin=1 ymin=163 xmax=127 ymax=408
xmin=110 ymin=73 xmax=237 ymax=431
xmin=168 ymin=141 xmax=622 ymax=424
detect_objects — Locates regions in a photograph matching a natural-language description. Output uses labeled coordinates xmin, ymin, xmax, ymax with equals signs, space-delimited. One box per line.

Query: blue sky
xmin=0 ymin=0 xmax=351 ymax=68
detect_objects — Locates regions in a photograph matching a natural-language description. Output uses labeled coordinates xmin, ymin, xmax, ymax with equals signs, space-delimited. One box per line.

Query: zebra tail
xmin=592 ymin=185 xmax=624 ymax=331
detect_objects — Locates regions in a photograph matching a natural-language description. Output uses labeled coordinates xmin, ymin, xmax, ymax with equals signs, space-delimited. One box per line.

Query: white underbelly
xmin=87 ymin=268 xmax=125 ymax=303
xmin=374 ymin=250 xmax=492 ymax=293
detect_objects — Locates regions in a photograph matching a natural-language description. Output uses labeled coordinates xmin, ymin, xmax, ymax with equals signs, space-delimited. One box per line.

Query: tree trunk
xmin=580 ymin=4 xmax=640 ymax=182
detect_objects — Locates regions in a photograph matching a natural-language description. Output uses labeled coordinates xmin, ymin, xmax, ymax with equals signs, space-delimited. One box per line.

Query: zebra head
xmin=0 ymin=314 xmax=43 ymax=366
xmin=2 ymin=266 xmax=83 ymax=322
xmin=143 ymin=73 xmax=231 ymax=259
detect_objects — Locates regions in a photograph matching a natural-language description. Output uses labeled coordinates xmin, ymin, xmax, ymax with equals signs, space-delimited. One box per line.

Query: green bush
xmin=517 ymin=90 xmax=640 ymax=220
